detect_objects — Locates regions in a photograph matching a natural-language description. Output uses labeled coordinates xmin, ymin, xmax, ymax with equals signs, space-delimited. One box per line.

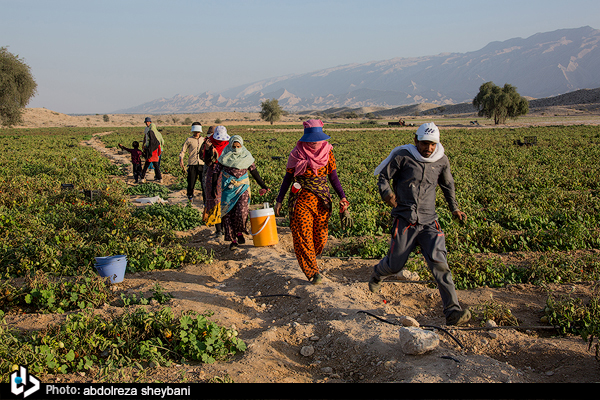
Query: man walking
xmin=369 ymin=122 xmax=471 ymax=326
xmin=179 ymin=122 xmax=205 ymax=202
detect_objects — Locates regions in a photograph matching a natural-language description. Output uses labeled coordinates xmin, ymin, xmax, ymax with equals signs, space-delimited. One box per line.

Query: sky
xmin=2 ymin=0 xmax=599 ymax=114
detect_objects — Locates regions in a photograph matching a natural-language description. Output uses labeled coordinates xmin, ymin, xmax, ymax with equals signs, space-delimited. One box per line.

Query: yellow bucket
xmin=250 ymin=203 xmax=279 ymax=247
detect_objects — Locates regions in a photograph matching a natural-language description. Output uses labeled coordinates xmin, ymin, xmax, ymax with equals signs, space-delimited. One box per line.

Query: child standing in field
xmin=118 ymin=141 xmax=143 ymax=184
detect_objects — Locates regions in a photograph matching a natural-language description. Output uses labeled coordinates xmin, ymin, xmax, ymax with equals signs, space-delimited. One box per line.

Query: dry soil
xmin=4 ymin=109 xmax=600 ymax=389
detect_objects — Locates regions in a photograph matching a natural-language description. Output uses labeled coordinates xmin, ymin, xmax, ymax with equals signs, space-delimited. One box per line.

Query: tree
xmin=472 ymin=82 xmax=528 ymax=125
xmin=0 ymin=47 xmax=37 ymax=126
xmin=260 ymin=98 xmax=282 ymax=125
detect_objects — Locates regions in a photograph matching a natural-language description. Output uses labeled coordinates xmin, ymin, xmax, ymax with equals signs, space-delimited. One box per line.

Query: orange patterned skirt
xmin=290 ymin=191 xmax=331 ymax=280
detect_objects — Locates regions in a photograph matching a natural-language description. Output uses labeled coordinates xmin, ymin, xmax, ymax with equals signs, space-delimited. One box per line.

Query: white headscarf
xmin=373 ymin=143 xmax=445 ymax=176
xmin=213 ymin=125 xmax=230 ymax=141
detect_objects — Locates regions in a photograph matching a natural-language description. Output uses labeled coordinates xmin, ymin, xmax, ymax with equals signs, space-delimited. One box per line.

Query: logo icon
xmin=11 ymin=366 xmax=40 ymax=398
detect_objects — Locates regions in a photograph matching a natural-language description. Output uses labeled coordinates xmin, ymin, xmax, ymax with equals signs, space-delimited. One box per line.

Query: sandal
xmin=237 ymin=234 xmax=246 ymax=245
xmin=311 ymin=273 xmax=323 ymax=285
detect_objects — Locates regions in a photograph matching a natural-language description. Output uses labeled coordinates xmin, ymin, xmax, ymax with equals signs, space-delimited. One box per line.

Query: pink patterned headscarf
xmin=287 ymin=120 xmax=333 ymax=176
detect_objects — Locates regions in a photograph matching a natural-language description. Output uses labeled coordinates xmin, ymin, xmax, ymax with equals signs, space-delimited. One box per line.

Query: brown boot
xmin=368 ymin=274 xmax=382 ymax=293
xmin=446 ymin=309 xmax=471 ymax=326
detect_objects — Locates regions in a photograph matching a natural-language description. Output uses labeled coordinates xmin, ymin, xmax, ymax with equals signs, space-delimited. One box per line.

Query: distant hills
xmin=114 ymin=26 xmax=600 ymax=114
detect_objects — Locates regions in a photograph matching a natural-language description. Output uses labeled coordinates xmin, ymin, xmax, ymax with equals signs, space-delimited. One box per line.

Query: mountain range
xmin=114 ymin=26 xmax=600 ymax=114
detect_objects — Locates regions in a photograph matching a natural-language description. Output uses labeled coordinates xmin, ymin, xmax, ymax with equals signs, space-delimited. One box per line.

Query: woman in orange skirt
xmin=274 ymin=119 xmax=349 ymax=284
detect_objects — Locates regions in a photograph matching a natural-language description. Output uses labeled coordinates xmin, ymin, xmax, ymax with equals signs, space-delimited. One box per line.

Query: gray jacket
xmin=377 ymin=148 xmax=459 ymax=225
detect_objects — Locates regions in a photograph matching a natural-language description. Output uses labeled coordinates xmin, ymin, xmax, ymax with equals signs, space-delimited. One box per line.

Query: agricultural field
xmin=1 ymin=122 xmax=599 ymax=384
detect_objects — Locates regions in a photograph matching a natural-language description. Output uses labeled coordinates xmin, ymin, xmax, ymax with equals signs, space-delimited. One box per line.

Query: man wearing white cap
xmin=370 ymin=122 xmax=470 ymax=326
xmin=179 ymin=122 xmax=206 ymax=202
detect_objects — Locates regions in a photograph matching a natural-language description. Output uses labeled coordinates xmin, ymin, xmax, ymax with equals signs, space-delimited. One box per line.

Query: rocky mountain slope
xmin=115 ymin=26 xmax=600 ymax=114
xmin=381 ymin=87 xmax=600 ymax=118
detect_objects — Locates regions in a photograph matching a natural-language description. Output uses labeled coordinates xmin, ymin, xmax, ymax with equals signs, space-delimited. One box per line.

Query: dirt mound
xmin=319 ymin=106 xmax=389 ymax=116
xmin=17 ymin=108 xmax=83 ymax=127
xmin=14 ymin=109 xmax=301 ymax=129
xmin=4 ymin=131 xmax=599 ymax=384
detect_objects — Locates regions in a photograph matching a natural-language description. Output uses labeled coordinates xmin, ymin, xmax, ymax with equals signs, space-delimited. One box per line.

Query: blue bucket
xmin=95 ymin=255 xmax=127 ymax=265
xmin=94 ymin=255 xmax=127 ymax=284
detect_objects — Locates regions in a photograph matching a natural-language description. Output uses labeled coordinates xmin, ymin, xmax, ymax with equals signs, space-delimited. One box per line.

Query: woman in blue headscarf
xmin=214 ymin=134 xmax=270 ymax=250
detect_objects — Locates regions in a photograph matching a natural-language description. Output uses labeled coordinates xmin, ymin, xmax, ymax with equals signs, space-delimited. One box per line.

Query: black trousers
xmin=187 ymin=164 xmax=205 ymax=202
xmin=133 ymin=163 xmax=142 ymax=182
xmin=373 ymin=217 xmax=462 ymax=318
xmin=141 ymin=160 xmax=161 ymax=180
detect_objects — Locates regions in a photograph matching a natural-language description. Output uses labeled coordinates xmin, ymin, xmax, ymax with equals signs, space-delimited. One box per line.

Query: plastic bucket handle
xmin=251 ymin=214 xmax=271 ymax=237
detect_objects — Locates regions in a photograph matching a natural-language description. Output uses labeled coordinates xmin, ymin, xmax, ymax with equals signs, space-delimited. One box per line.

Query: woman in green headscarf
xmin=214 ymin=134 xmax=270 ymax=250
xmin=142 ymin=117 xmax=165 ymax=177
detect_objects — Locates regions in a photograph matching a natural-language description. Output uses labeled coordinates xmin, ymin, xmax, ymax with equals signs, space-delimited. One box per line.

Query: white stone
xmin=398 ymin=315 xmax=420 ymax=327
xmin=398 ymin=327 xmax=440 ymax=355
xmin=396 ymin=269 xmax=420 ymax=281
xmin=300 ymin=345 xmax=315 ymax=356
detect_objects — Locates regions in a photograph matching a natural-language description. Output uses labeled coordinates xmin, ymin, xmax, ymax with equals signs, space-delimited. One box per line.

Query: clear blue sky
xmin=2 ymin=0 xmax=599 ymax=114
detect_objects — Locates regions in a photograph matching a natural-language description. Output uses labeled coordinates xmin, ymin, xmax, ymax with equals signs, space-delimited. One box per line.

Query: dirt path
xmin=7 ymin=132 xmax=600 ymax=385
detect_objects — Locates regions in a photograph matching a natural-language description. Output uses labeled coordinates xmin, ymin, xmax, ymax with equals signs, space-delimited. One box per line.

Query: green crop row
xmin=2 ymin=123 xmax=599 ymax=376
xmin=0 ymin=128 xmax=212 ymax=278
xmin=3 ymin=124 xmax=598 ymax=283
xmin=100 ymin=124 xmax=600 ymax=290
xmin=0 ymin=270 xmax=174 ymax=316
xmin=0 ymin=306 xmax=246 ymax=381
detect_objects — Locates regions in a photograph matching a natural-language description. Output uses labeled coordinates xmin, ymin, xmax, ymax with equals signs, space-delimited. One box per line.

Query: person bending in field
xmin=369 ymin=122 xmax=471 ymax=326
xmin=118 ymin=141 xmax=143 ymax=184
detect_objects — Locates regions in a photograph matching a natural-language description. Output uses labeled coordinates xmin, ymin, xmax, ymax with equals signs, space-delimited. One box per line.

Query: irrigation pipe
xmin=357 ymin=310 xmax=465 ymax=349
xmin=358 ymin=310 xmax=561 ymax=351
xmin=248 ymin=294 xmax=302 ymax=299
xmin=453 ymin=325 xmax=559 ymax=331
xmin=319 ymin=256 xmax=371 ymax=260
xmin=379 ymin=280 xmax=436 ymax=285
